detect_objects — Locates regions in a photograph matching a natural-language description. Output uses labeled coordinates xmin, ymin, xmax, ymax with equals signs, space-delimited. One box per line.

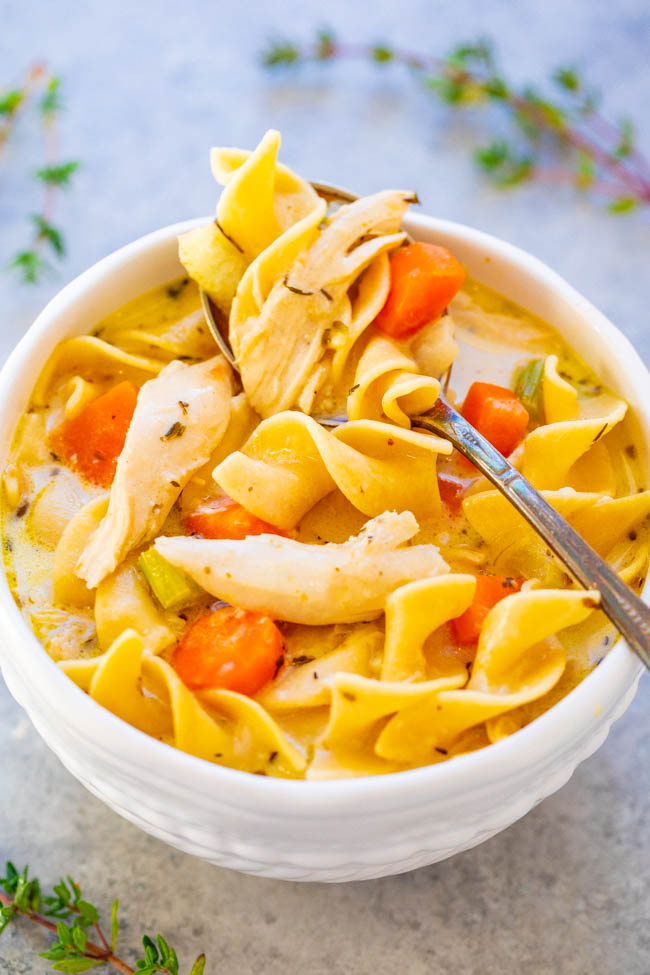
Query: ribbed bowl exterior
xmin=0 ymin=645 xmax=641 ymax=881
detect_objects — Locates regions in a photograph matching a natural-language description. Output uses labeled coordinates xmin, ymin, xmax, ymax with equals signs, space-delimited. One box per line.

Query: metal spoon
xmin=200 ymin=183 xmax=650 ymax=670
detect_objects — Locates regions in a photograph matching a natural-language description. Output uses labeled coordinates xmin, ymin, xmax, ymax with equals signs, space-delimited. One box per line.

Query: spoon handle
xmin=415 ymin=397 xmax=650 ymax=671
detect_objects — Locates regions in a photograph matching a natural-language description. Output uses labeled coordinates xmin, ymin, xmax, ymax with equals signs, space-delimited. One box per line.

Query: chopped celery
xmin=138 ymin=547 xmax=201 ymax=611
xmin=513 ymin=358 xmax=545 ymax=421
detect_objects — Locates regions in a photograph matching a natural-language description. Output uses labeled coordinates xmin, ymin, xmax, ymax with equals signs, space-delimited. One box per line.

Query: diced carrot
xmin=461 ymin=382 xmax=530 ymax=456
xmin=173 ymin=606 xmax=285 ymax=696
xmin=183 ymin=495 xmax=285 ymax=540
xmin=451 ymin=575 xmax=522 ymax=645
xmin=438 ymin=472 xmax=470 ymax=513
xmin=374 ymin=241 xmax=466 ymax=338
xmin=51 ymin=381 xmax=139 ymax=487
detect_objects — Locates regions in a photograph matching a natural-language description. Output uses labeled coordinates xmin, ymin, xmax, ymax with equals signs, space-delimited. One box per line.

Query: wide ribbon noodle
xmin=373 ymin=589 xmax=597 ymax=764
xmin=61 ymin=630 xmax=305 ymax=777
xmin=296 ymin=587 xmax=597 ymax=778
xmin=213 ymin=411 xmax=451 ymax=530
xmin=347 ymin=331 xmax=440 ymax=427
xmin=178 ymin=129 xmax=320 ymax=312
xmin=522 ymin=388 xmax=627 ymax=493
xmin=464 ymin=486 xmax=650 ymax=583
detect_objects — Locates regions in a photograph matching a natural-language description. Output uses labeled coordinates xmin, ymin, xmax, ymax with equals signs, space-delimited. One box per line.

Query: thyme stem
xmin=0 ymin=63 xmax=43 ymax=151
xmin=262 ymin=33 xmax=650 ymax=211
xmin=1 ymin=62 xmax=80 ymax=283
xmin=0 ymin=889 xmax=135 ymax=974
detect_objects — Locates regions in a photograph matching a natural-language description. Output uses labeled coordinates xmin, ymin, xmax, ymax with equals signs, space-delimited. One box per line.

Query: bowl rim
xmin=0 ymin=212 xmax=646 ymax=813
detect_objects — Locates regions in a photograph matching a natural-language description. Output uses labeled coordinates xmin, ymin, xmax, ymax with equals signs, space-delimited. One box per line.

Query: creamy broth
xmin=3 ymin=273 xmax=647 ymax=778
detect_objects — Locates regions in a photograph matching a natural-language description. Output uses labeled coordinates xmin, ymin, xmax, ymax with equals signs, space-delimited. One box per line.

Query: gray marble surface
xmin=0 ymin=1 xmax=648 ymax=972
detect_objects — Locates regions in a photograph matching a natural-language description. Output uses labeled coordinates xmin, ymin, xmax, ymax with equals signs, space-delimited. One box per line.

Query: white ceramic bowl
xmin=0 ymin=214 xmax=647 ymax=882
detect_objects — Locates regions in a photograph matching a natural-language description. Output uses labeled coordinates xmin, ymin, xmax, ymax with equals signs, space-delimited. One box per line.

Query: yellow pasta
xmin=375 ymin=589 xmax=597 ymax=762
xmin=61 ymin=631 xmax=304 ymax=775
xmin=347 ymin=332 xmax=440 ymax=427
xmin=381 ymin=574 xmax=476 ymax=681
xmin=94 ymin=559 xmax=175 ymax=653
xmin=522 ymin=392 xmax=627 ymax=491
xmin=213 ymin=411 xmax=451 ymax=529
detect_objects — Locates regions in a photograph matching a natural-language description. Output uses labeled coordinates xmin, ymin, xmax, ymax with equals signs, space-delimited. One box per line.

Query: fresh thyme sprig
xmin=262 ymin=31 xmax=650 ymax=212
xmin=0 ymin=862 xmax=205 ymax=975
xmin=1 ymin=63 xmax=80 ymax=284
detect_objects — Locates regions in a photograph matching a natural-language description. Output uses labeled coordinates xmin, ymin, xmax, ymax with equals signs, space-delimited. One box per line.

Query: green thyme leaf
xmin=575 ymin=150 xmax=595 ymax=189
xmin=71 ymin=925 xmax=88 ymax=951
xmin=514 ymin=358 xmax=545 ymax=421
xmin=157 ymin=933 xmax=179 ymax=974
xmin=14 ymin=868 xmax=41 ymax=914
xmin=41 ymin=76 xmax=62 ymax=115
xmin=189 ymin=954 xmax=207 ymax=975
xmin=0 ymin=89 xmax=23 ymax=115
xmin=484 ymin=75 xmax=508 ymax=99
xmin=371 ymin=44 xmax=393 ymax=63
xmin=160 ymin=421 xmax=186 ymax=441
xmin=51 ymin=959 xmax=105 ymax=973
xmin=40 ymin=945 xmax=68 ymax=961
xmin=77 ymin=900 xmax=100 ymax=926
xmin=110 ymin=898 xmax=119 ymax=952
xmin=607 ymin=196 xmax=638 ymax=214
xmin=35 ymin=160 xmax=79 ymax=187
xmin=521 ymin=87 xmax=566 ymax=130
xmin=553 ymin=66 xmax=581 ymax=92
xmin=0 ymin=904 xmax=16 ymax=935
xmin=262 ymin=40 xmax=301 ymax=67
xmin=474 ymin=141 xmax=533 ymax=186
xmin=1 ymin=862 xmax=20 ymax=896
xmin=316 ymin=29 xmax=336 ymax=60
xmin=32 ymin=215 xmax=65 ymax=256
xmin=446 ymin=40 xmax=493 ymax=69
xmin=427 ymin=75 xmax=470 ymax=104
xmin=615 ymin=118 xmax=635 ymax=159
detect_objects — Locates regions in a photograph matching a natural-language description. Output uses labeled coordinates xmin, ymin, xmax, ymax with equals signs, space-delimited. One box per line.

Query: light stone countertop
xmin=0 ymin=1 xmax=648 ymax=972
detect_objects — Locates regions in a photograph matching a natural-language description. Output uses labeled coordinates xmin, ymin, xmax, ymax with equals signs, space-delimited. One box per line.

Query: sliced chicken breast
xmin=77 ymin=356 xmax=232 ymax=588
xmin=155 ymin=510 xmax=449 ymax=624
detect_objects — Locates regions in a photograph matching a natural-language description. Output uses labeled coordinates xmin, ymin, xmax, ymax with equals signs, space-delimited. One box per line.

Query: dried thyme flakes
xmin=160 ymin=421 xmax=186 ymax=441
xmin=283 ymin=275 xmax=314 ymax=296
xmin=214 ymin=217 xmax=244 ymax=253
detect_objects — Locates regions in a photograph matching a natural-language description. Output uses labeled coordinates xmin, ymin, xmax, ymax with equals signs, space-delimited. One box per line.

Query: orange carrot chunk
xmin=374 ymin=241 xmax=466 ymax=338
xmin=184 ymin=495 xmax=285 ymax=540
xmin=52 ymin=380 xmax=139 ymax=488
xmin=173 ymin=606 xmax=285 ymax=696
xmin=451 ymin=575 xmax=522 ymax=645
xmin=461 ymin=382 xmax=530 ymax=456
xmin=437 ymin=472 xmax=471 ymax=513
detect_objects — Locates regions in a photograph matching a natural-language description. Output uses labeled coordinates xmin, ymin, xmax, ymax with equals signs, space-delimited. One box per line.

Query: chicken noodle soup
xmin=3 ymin=130 xmax=648 ymax=780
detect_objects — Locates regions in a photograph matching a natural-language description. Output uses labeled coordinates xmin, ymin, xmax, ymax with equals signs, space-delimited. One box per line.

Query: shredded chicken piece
xmin=155 ymin=510 xmax=449 ymax=625
xmin=234 ymin=190 xmax=411 ymax=417
xmin=76 ymin=356 xmax=232 ymax=589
